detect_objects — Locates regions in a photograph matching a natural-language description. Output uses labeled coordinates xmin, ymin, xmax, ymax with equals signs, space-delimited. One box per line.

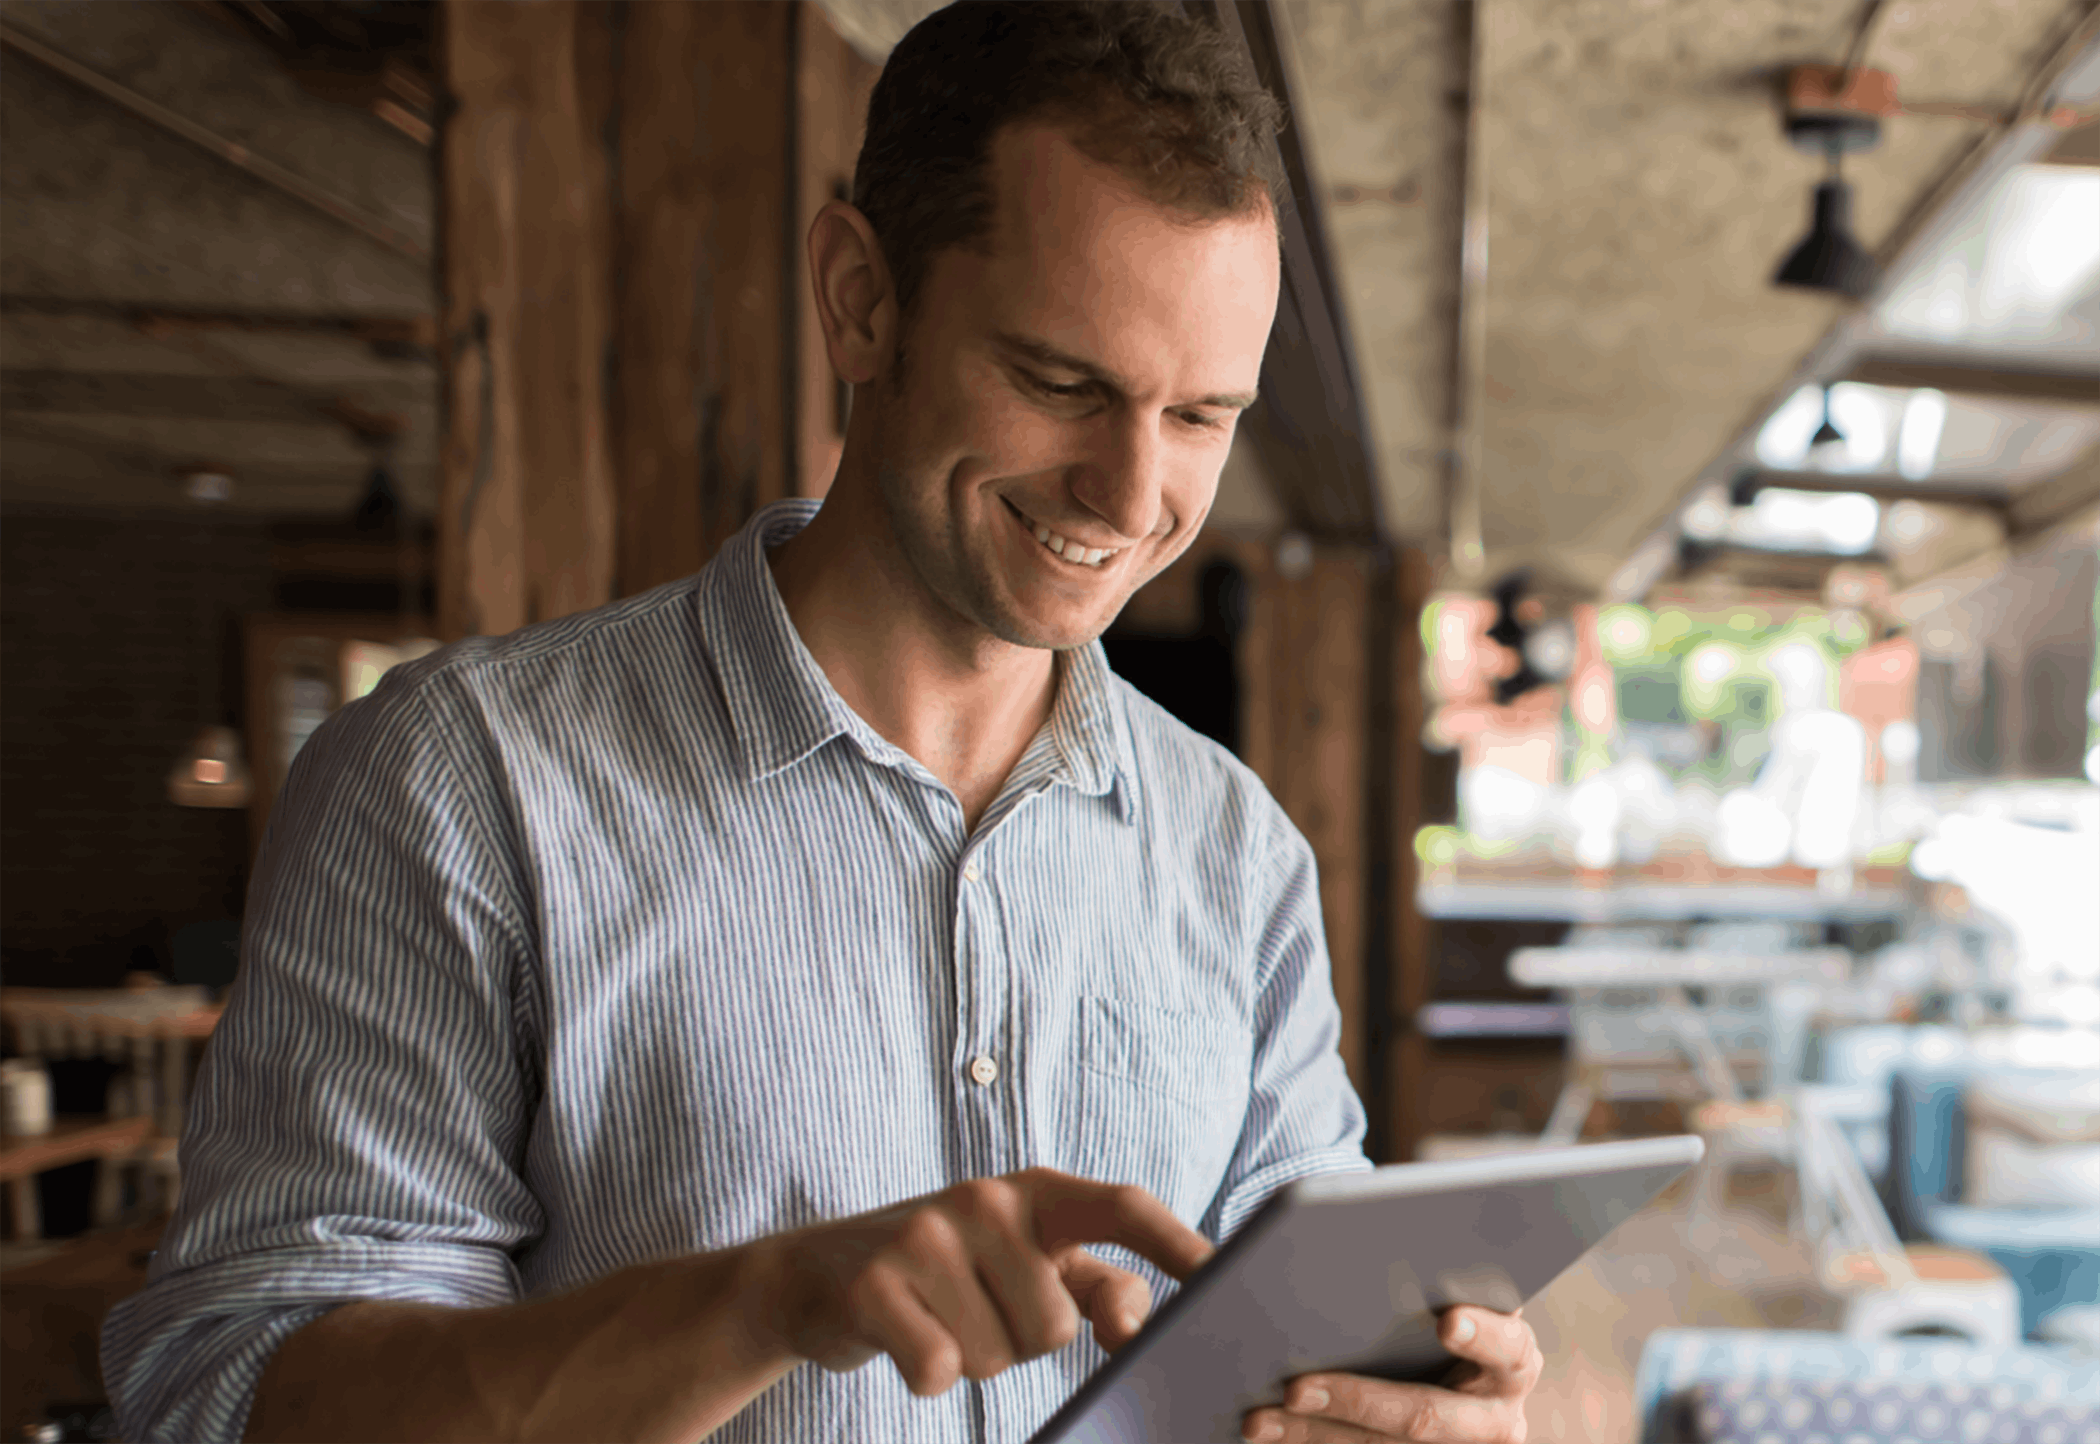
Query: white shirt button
xmin=962 ymin=861 xmax=981 ymax=883
xmin=968 ymin=1055 xmax=998 ymax=1086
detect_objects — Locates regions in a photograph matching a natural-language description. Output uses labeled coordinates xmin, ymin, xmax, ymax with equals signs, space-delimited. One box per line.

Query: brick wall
xmin=2 ymin=509 xmax=277 ymax=986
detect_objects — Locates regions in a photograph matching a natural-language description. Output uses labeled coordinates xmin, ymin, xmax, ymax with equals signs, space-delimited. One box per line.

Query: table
xmin=0 ymin=1116 xmax=154 ymax=1241
xmin=0 ymin=988 xmax=224 ymax=1238
xmin=1509 ymin=947 xmax=1850 ymax=1142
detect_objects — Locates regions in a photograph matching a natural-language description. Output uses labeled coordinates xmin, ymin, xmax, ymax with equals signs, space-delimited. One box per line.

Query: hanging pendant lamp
xmin=1774 ymin=176 xmax=1877 ymax=299
xmin=1807 ymin=386 xmax=1848 ymax=466
xmin=167 ymin=468 xmax=253 ymax=810
xmin=168 ymin=725 xmax=252 ymax=807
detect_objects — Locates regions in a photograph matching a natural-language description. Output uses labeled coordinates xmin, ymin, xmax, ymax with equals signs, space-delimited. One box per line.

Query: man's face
xmin=868 ymin=123 xmax=1281 ymax=652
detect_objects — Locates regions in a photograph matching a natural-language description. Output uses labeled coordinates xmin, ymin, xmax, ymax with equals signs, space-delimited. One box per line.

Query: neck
xmin=766 ymin=473 xmax=1058 ymax=833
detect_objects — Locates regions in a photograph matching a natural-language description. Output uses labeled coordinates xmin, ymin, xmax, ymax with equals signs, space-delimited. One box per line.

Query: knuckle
xmin=949 ymin=1176 xmax=996 ymax=1210
xmin=899 ymin=1207 xmax=962 ymax=1259
xmin=954 ymin=1176 xmax=1022 ymax=1225
xmin=844 ymin=1264 xmax=898 ymax=1322
xmin=1041 ymin=1308 xmax=1080 ymax=1352
xmin=912 ymin=1342 xmax=961 ymax=1396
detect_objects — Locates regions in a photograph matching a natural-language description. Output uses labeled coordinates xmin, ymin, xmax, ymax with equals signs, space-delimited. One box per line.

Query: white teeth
xmin=1023 ymin=510 xmax=1117 ymax=566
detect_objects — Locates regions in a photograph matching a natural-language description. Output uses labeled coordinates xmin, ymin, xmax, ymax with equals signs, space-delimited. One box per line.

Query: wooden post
xmin=439 ymin=1 xmax=618 ymax=638
xmin=614 ymin=2 xmax=794 ymax=593
xmin=1388 ymin=547 xmax=1434 ymax=1161
xmin=1240 ymin=546 xmax=1374 ymax=1104
xmin=794 ymin=3 xmax=879 ymax=501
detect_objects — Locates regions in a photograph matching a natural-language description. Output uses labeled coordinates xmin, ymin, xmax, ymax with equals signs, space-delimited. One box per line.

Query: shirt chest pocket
xmin=1076 ymin=996 xmax=1253 ymax=1225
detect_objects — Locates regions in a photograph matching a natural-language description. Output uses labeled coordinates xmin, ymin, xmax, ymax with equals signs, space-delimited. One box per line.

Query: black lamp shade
xmin=1774 ymin=179 xmax=1877 ymax=299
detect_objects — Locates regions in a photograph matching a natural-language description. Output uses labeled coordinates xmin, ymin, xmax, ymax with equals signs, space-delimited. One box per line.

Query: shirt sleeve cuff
xmin=101 ymin=1238 xmax=522 ymax=1444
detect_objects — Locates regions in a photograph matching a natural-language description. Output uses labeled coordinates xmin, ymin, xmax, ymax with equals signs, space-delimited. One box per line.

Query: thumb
xmin=1058 ymin=1248 xmax=1153 ymax=1354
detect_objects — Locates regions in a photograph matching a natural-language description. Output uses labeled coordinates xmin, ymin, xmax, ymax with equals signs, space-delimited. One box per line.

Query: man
xmin=104 ymin=4 xmax=1542 ymax=1441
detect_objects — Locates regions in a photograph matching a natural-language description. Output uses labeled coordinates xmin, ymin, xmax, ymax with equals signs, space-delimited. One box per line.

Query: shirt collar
xmin=698 ymin=499 xmax=1138 ymax=819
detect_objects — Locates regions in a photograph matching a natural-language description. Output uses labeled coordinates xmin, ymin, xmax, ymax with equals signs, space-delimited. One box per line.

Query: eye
xmin=1176 ymin=409 xmax=1231 ymax=432
xmin=1022 ymin=371 xmax=1095 ymax=402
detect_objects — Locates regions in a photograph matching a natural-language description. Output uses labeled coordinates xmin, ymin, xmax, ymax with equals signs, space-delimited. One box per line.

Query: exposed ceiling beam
xmin=2006 ymin=443 xmax=2100 ymax=536
xmin=1840 ymin=354 xmax=2100 ymax=404
xmin=0 ymin=369 xmax=413 ymax=427
xmin=1194 ymin=0 xmax=1383 ymax=542
xmin=0 ymin=21 xmax=429 ymax=261
xmin=1604 ymin=11 xmax=2100 ymax=603
xmin=1747 ymin=446 xmax=2098 ymax=538
xmin=1746 ymin=468 xmax=2015 ymax=509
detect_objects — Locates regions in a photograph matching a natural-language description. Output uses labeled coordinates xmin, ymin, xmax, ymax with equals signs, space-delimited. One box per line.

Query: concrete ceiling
xmin=3 ymin=0 xmax=2093 ymax=598
xmin=1282 ymin=0 xmax=2098 ymax=592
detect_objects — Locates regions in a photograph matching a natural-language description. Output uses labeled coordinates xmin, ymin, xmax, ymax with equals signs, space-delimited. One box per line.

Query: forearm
xmin=242 ymin=1242 xmax=800 ymax=1444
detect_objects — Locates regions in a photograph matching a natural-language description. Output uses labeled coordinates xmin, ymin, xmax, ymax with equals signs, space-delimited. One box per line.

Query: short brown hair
xmin=852 ymin=0 xmax=1286 ymax=320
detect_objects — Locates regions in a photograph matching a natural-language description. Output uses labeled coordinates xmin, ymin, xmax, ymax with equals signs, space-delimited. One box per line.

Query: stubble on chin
xmin=871 ymin=461 xmax=1141 ymax=654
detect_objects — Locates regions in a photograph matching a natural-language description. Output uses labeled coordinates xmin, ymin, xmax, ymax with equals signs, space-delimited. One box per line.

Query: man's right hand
xmin=746 ymin=1168 xmax=1216 ymax=1398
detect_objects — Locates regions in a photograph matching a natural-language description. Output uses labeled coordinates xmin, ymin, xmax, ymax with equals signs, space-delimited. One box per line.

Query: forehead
xmin=958 ymin=123 xmax=1279 ymax=393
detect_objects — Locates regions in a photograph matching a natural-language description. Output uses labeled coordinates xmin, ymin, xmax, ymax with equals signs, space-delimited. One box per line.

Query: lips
xmin=1005 ymin=499 xmax=1122 ymax=569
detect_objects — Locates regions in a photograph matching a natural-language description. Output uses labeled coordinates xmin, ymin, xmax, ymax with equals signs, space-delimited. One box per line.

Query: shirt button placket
xmin=956 ymin=851 xmax=1007 ymax=1179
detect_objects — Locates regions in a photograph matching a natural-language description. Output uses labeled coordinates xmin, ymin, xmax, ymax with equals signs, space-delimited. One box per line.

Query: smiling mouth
xmin=1006 ymin=500 xmax=1122 ymax=569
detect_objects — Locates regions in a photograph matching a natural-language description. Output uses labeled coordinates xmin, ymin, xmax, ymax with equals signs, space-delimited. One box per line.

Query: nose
xmin=1068 ymin=410 xmax=1170 ymax=544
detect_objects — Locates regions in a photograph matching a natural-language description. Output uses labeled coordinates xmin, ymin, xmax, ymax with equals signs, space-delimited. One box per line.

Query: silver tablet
xmin=1031 ymin=1134 xmax=1705 ymax=1444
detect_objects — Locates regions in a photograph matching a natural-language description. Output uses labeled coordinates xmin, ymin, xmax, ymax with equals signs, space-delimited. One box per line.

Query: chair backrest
xmin=1887 ymin=1063 xmax=2099 ymax=1236
xmin=1890 ymin=1067 xmax=1977 ymax=1238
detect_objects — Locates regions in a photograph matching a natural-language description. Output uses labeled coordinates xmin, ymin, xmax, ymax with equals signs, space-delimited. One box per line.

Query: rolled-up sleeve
xmin=101 ymin=665 xmax=547 ymax=1443
xmin=1207 ymin=806 xmax=1372 ymax=1244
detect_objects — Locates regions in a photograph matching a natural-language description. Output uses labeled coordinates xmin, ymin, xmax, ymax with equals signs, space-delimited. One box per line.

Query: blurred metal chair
xmin=1793 ymin=1087 xmax=2022 ymax=1348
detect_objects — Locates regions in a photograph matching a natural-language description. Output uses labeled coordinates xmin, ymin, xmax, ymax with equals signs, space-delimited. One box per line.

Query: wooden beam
xmin=1258 ymin=548 xmax=1374 ymax=1102
xmin=794 ymin=4 xmax=879 ymax=502
xmin=0 ymin=297 xmax=438 ymax=351
xmin=613 ymin=1 xmax=802 ymax=595
xmin=0 ymin=21 xmax=429 ymax=261
xmin=1387 ymin=547 xmax=1433 ymax=1162
xmin=2007 ymin=442 xmax=2100 ymax=536
xmin=1841 ymin=355 xmax=2100 ymax=405
xmin=1747 ymin=469 xmax=2015 ymax=509
xmin=438 ymin=0 xmax=616 ymax=637
xmin=613 ymin=0 xmax=713 ymax=595
xmin=1196 ymin=1 xmax=1382 ymax=541
xmin=2043 ymin=119 xmax=2100 ymax=167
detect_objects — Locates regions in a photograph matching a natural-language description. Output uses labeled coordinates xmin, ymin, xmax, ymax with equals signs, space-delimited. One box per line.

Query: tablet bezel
xmin=1030 ymin=1134 xmax=1704 ymax=1444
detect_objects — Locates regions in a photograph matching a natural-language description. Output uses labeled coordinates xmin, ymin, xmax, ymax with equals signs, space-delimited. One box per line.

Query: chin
xmin=977 ymin=590 xmax=1122 ymax=652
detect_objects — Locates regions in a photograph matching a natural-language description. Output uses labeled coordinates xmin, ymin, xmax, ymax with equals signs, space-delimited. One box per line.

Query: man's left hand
xmin=1238 ymin=1306 xmax=1541 ymax=1443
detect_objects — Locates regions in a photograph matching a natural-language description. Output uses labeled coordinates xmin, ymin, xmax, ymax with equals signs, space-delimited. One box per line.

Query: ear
xmin=807 ymin=199 xmax=896 ymax=388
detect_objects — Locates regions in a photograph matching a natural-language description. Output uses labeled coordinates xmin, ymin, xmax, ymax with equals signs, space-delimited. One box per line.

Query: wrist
xmin=719 ymin=1229 xmax=804 ymax=1368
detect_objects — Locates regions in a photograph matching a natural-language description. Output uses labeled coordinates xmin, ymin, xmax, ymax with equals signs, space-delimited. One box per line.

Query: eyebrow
xmin=992 ymin=331 xmax=1259 ymax=411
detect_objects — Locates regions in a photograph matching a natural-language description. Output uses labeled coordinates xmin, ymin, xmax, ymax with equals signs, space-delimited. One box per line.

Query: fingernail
xmin=1451 ymin=1313 xmax=1476 ymax=1344
xmin=1293 ymin=1386 xmax=1329 ymax=1412
xmin=1242 ymin=1421 xmax=1282 ymax=1443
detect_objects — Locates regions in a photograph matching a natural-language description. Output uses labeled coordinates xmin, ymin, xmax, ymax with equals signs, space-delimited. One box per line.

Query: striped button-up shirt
xmin=102 ymin=499 xmax=1370 ymax=1444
